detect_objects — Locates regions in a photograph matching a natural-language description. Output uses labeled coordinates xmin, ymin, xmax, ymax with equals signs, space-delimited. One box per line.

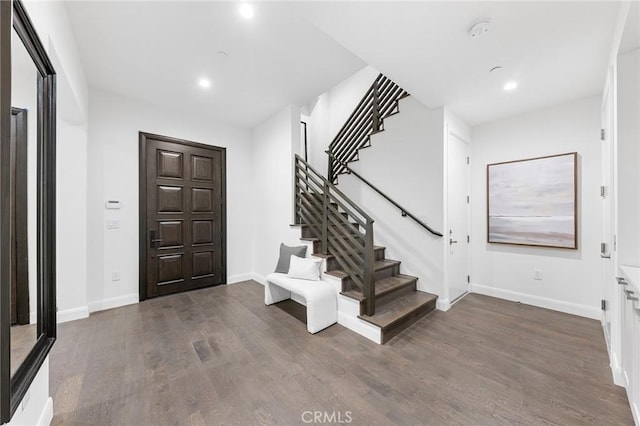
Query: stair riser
xmin=306 ymin=239 xmax=321 ymax=254
xmin=301 ymin=225 xmax=321 ymax=240
xmin=381 ymin=299 xmax=436 ymax=344
xmin=359 ymin=280 xmax=417 ymax=315
xmin=301 ymin=223 xmax=361 ymax=239
xmin=298 ymin=196 xmax=338 ymax=211
xmin=339 ymin=264 xmax=399 ymax=292
xmin=325 ymin=248 xmax=385 ymax=271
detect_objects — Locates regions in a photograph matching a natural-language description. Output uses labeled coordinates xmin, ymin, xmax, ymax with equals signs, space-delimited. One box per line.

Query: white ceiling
xmin=294 ymin=1 xmax=621 ymax=126
xmin=620 ymin=1 xmax=640 ymax=55
xmin=65 ymin=1 xmax=624 ymax=129
xmin=64 ymin=1 xmax=366 ymax=128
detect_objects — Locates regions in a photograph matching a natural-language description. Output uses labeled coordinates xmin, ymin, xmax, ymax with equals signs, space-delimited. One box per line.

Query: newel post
xmin=321 ymin=181 xmax=329 ymax=254
xmin=293 ymin=156 xmax=300 ymax=225
xmin=363 ymin=220 xmax=376 ymax=316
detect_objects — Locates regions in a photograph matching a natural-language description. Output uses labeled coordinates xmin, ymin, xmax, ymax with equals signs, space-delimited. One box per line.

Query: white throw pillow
xmin=287 ymin=255 xmax=322 ymax=281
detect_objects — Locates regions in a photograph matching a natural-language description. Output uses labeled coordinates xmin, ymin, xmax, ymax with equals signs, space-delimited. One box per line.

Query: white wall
xmin=616 ymin=48 xmax=640 ymax=267
xmin=87 ymin=89 xmax=254 ymax=310
xmin=23 ymin=0 xmax=90 ymax=323
xmin=306 ymin=66 xmax=377 ymax=175
xmin=251 ymin=105 xmax=302 ymax=281
xmin=55 ymin=119 xmax=89 ymax=322
xmin=342 ymin=96 xmax=446 ymax=297
xmin=470 ymin=96 xmax=602 ymax=319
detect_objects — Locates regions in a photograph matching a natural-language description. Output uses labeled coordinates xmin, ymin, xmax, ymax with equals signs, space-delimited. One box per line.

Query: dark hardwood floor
xmin=50 ymin=281 xmax=633 ymax=425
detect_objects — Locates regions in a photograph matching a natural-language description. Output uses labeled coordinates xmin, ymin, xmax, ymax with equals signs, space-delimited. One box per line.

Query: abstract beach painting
xmin=487 ymin=152 xmax=577 ymax=249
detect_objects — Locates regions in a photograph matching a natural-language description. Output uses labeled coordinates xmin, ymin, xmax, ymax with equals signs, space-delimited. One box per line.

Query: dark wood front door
xmin=139 ymin=132 xmax=226 ymax=299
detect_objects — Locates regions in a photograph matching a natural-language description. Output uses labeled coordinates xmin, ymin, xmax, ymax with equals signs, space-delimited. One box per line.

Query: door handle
xmin=150 ymin=230 xmax=163 ymax=248
xmin=600 ymin=254 xmax=611 ymax=259
xmin=449 ymin=238 xmax=458 ymax=245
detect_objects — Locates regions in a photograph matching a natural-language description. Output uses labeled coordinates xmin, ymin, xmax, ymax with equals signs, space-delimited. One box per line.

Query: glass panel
xmin=10 ymin=26 xmax=39 ymax=378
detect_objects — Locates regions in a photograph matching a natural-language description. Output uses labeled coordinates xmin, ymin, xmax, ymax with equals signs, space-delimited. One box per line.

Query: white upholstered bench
xmin=264 ymin=273 xmax=337 ymax=334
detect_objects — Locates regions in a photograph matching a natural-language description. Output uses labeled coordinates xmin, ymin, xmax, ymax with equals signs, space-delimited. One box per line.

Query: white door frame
xmin=442 ymin=125 xmax=471 ymax=310
xmin=601 ymin=65 xmax=624 ymax=386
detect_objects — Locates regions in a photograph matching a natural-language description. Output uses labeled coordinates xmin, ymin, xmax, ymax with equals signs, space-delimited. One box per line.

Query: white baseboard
xmin=88 ymin=293 xmax=138 ymax=313
xmin=604 ymin=331 xmax=626 ymax=387
xmin=227 ymin=273 xmax=254 ymax=284
xmin=57 ymin=306 xmax=89 ymax=323
xmin=338 ymin=312 xmax=381 ymax=344
xmin=623 ymin=372 xmax=640 ymax=426
xmin=611 ymin=364 xmax=626 ymax=387
xmin=630 ymin=396 xmax=640 ymax=426
xmin=471 ymin=283 xmax=600 ymax=320
xmin=251 ymin=273 xmax=267 ymax=285
xmin=436 ymin=298 xmax=451 ymax=312
xmin=37 ymin=397 xmax=53 ymax=426
xmin=337 ymin=295 xmax=381 ymax=344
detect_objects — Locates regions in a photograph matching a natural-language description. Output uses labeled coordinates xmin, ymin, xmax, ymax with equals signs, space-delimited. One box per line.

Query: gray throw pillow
xmin=274 ymin=243 xmax=307 ymax=273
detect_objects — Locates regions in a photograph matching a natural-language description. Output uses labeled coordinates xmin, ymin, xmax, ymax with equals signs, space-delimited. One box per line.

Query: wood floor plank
xmin=49 ymin=281 xmax=633 ymax=425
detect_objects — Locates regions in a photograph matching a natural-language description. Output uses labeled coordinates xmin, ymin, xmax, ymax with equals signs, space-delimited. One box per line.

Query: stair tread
xmin=341 ymin=274 xmax=417 ymax=301
xmin=358 ymin=291 xmax=437 ymax=330
xmin=325 ymin=259 xmax=400 ymax=279
xmin=312 ymin=246 xmax=385 ymax=261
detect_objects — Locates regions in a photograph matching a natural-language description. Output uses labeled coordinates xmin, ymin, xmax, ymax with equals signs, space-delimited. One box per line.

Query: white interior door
xmin=447 ymin=130 xmax=470 ymax=303
xmin=601 ymin=72 xmax=615 ymax=343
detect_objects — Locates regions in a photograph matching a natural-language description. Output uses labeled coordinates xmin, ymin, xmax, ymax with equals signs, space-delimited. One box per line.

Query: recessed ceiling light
xmin=503 ymin=81 xmax=518 ymax=91
xmin=198 ymin=78 xmax=211 ymax=89
xmin=239 ymin=3 xmax=254 ymax=19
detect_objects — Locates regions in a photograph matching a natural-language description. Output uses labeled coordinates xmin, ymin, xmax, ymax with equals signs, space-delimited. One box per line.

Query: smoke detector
xmin=469 ymin=20 xmax=490 ymax=38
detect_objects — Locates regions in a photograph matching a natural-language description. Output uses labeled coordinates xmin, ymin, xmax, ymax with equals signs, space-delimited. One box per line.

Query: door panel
xmin=447 ymin=130 xmax=470 ymax=303
xmin=141 ymin=133 xmax=226 ymax=299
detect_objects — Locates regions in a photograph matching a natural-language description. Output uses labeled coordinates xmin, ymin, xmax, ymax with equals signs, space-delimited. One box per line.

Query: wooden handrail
xmin=294 ymin=155 xmax=376 ymax=315
xmin=326 ymin=151 xmax=443 ymax=238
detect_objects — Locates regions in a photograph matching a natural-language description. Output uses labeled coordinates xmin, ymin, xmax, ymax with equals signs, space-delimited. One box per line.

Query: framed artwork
xmin=487 ymin=152 xmax=577 ymax=249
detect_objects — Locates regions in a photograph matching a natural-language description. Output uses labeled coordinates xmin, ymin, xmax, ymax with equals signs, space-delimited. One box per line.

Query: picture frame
xmin=487 ymin=152 xmax=577 ymax=249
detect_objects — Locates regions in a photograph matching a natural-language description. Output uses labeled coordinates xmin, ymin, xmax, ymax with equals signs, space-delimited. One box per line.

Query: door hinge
xmin=466 ymin=156 xmax=469 ymax=165
xmin=601 ymin=299 xmax=606 ymax=311
xmin=600 ymin=185 xmax=607 ymax=198
xmin=601 ymin=129 xmax=605 ymax=141
xmin=467 ymin=235 xmax=470 ymax=243
xmin=467 ymin=275 xmax=470 ymax=283
xmin=614 ymin=235 xmax=616 ymax=251
xmin=466 ymin=195 xmax=469 ymax=204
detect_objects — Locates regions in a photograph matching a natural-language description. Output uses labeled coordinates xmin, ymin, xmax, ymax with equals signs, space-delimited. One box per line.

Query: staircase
xmin=292 ymin=73 xmax=442 ymax=344
xmin=293 ymin=157 xmax=438 ymax=344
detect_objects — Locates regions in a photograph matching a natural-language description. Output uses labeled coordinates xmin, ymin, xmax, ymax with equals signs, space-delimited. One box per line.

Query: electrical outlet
xmin=533 ymin=269 xmax=543 ymax=281
xmin=111 ymin=271 xmax=120 ymax=281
